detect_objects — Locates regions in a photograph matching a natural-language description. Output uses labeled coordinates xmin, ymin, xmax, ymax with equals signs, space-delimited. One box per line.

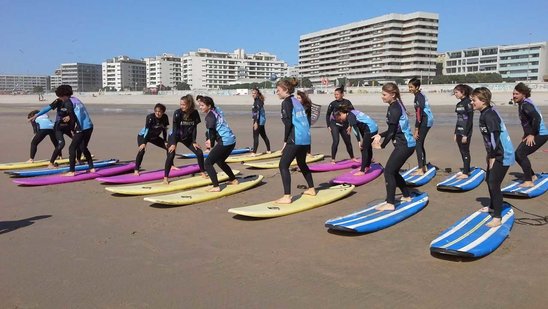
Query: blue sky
xmin=1 ymin=0 xmax=546 ymax=75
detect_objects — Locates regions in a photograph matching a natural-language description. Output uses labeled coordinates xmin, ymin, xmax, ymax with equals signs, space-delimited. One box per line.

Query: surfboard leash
xmin=512 ymin=204 xmax=548 ymax=226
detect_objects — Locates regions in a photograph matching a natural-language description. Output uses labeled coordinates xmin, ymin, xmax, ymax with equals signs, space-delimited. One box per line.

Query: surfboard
xmin=225 ymin=150 xmax=282 ymax=163
xmin=143 ymin=174 xmax=263 ymax=206
xmin=330 ymin=163 xmax=383 ymax=186
xmin=401 ymin=163 xmax=437 ymax=186
xmin=501 ymin=173 xmax=548 ymax=198
xmin=13 ymin=162 xmax=136 ymax=186
xmin=105 ymin=170 xmax=240 ymax=195
xmin=244 ymin=154 xmax=325 ymax=169
xmin=0 ymin=155 xmax=95 ymax=171
xmin=227 ymin=184 xmax=354 ymax=218
xmin=325 ymin=192 xmax=429 ymax=233
xmin=179 ymin=147 xmax=251 ymax=159
xmin=308 ymin=158 xmax=361 ymax=172
xmin=6 ymin=159 xmax=118 ymax=177
xmin=430 ymin=204 xmax=514 ymax=258
xmin=436 ymin=167 xmax=486 ymax=192
xmin=95 ymin=163 xmax=201 ymax=184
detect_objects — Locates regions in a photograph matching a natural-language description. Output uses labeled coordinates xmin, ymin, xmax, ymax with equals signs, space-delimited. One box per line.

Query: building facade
xmin=0 ymin=75 xmax=50 ymax=93
xmin=444 ymin=41 xmax=548 ymax=82
xmin=102 ymin=56 xmax=146 ymax=91
xmin=144 ymin=54 xmax=182 ymax=88
xmin=49 ymin=63 xmax=102 ymax=92
xmin=181 ymin=48 xmax=288 ymax=89
xmin=299 ymin=12 xmax=439 ymax=85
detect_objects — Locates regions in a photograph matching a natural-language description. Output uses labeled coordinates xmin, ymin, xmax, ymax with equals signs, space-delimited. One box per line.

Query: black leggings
xmin=456 ymin=134 xmax=471 ymax=175
xmin=69 ymin=128 xmax=94 ymax=172
xmin=50 ymin=128 xmax=73 ymax=164
xmin=359 ymin=131 xmax=376 ymax=172
xmin=165 ymin=139 xmax=205 ymax=178
xmin=205 ymin=143 xmax=236 ymax=187
xmin=30 ymin=129 xmax=58 ymax=159
xmin=384 ymin=145 xmax=415 ymax=204
xmin=486 ymin=160 xmax=509 ymax=219
xmin=415 ymin=126 xmax=430 ymax=169
xmin=279 ymin=143 xmax=314 ymax=195
xmin=135 ymin=135 xmax=167 ymax=171
xmin=330 ymin=122 xmax=354 ymax=160
xmin=515 ymin=134 xmax=548 ymax=181
xmin=253 ymin=124 xmax=271 ymax=153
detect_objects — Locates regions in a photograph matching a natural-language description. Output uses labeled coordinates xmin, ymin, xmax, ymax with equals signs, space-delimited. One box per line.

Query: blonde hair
xmin=276 ymin=77 xmax=299 ymax=94
xmin=472 ymin=87 xmax=492 ymax=107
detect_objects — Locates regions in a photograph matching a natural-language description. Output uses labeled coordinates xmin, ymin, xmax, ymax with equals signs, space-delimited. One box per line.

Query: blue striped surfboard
xmin=178 ymin=147 xmax=251 ymax=159
xmin=5 ymin=159 xmax=118 ymax=177
xmin=401 ymin=163 xmax=436 ymax=186
xmin=325 ymin=192 xmax=429 ymax=233
xmin=501 ymin=173 xmax=548 ymax=198
xmin=436 ymin=167 xmax=486 ymax=191
xmin=430 ymin=204 xmax=514 ymax=258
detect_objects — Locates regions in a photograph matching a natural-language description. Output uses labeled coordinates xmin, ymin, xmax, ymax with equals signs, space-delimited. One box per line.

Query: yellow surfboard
xmin=144 ymin=174 xmax=263 ymax=206
xmin=228 ymin=184 xmax=354 ymax=218
xmin=243 ymin=154 xmax=324 ymax=169
xmin=0 ymin=157 xmax=89 ymax=170
xmin=105 ymin=170 xmax=240 ymax=195
xmin=225 ymin=150 xmax=282 ymax=163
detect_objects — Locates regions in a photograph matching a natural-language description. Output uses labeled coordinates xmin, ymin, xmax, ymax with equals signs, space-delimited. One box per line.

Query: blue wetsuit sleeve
xmin=36 ymin=105 xmax=52 ymax=117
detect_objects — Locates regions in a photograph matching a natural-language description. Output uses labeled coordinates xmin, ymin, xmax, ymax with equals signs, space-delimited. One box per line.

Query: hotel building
xmin=144 ymin=54 xmax=182 ymax=88
xmin=102 ymin=56 xmax=146 ymax=91
xmin=0 ymin=75 xmax=50 ymax=92
xmin=50 ymin=63 xmax=102 ymax=92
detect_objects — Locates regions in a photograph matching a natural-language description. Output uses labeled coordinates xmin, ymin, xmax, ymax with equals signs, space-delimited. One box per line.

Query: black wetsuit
xmin=29 ymin=118 xmax=59 ymax=160
xmin=454 ymin=97 xmax=474 ymax=174
xmin=414 ymin=92 xmax=432 ymax=169
xmin=347 ymin=112 xmax=377 ymax=172
xmin=49 ymin=99 xmax=76 ymax=164
xmin=515 ymin=99 xmax=548 ymax=181
xmin=165 ymin=109 xmax=204 ymax=178
xmin=135 ymin=113 xmax=169 ymax=171
xmin=204 ymin=109 xmax=237 ymax=187
xmin=252 ymin=98 xmax=271 ymax=153
xmin=326 ymin=98 xmax=354 ymax=160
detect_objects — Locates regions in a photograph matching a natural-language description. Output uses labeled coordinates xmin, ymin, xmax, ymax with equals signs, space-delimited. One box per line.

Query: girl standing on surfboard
xmin=472 ymin=87 xmax=515 ymax=228
xmin=453 ymin=84 xmax=474 ymax=179
xmin=163 ymin=94 xmax=206 ymax=184
xmin=198 ymin=96 xmax=239 ymax=192
xmin=27 ymin=110 xmax=60 ymax=163
xmin=250 ymin=88 xmax=271 ymax=157
xmin=512 ymin=82 xmax=547 ymax=188
xmin=326 ymin=86 xmax=356 ymax=163
xmin=408 ymin=78 xmax=434 ymax=176
xmin=372 ymin=83 xmax=416 ymax=211
xmin=334 ymin=103 xmax=378 ymax=176
xmin=275 ymin=78 xmax=315 ymax=204
xmin=134 ymin=103 xmax=169 ymax=176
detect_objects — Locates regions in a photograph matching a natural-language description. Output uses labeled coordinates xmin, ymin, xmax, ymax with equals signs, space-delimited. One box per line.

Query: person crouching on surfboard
xmin=198 ymin=96 xmax=239 ymax=192
xmin=27 ymin=110 xmax=61 ymax=163
xmin=134 ymin=103 xmax=169 ymax=176
xmin=472 ymin=87 xmax=515 ymax=228
xmin=372 ymin=83 xmax=416 ymax=211
xmin=275 ymin=77 xmax=315 ymax=204
xmin=334 ymin=103 xmax=378 ymax=176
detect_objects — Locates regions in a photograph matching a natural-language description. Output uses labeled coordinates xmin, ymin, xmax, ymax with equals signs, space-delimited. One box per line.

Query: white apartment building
xmin=299 ymin=12 xmax=439 ymax=85
xmin=0 ymin=75 xmax=50 ymax=92
xmin=50 ymin=63 xmax=102 ymax=92
xmin=102 ymin=56 xmax=146 ymax=91
xmin=181 ymin=48 xmax=288 ymax=89
xmin=144 ymin=54 xmax=182 ymax=88
xmin=444 ymin=41 xmax=548 ymax=82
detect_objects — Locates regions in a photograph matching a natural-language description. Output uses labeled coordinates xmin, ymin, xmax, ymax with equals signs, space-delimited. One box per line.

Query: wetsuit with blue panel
xmin=68 ymin=97 xmax=94 ymax=172
xmin=252 ymin=97 xmax=271 ymax=153
xmin=36 ymin=98 xmax=76 ymax=164
xmin=347 ymin=110 xmax=378 ymax=172
xmin=135 ymin=112 xmax=169 ymax=172
xmin=515 ymin=98 xmax=548 ymax=181
xmin=29 ymin=114 xmax=59 ymax=160
xmin=204 ymin=107 xmax=237 ymax=187
xmin=326 ymin=99 xmax=354 ymax=160
xmin=414 ymin=91 xmax=434 ymax=169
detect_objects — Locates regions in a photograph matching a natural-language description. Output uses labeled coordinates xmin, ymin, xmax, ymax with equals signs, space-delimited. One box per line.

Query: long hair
xmin=453 ymin=84 xmax=473 ymax=98
xmin=297 ymin=90 xmax=312 ymax=110
xmin=253 ymin=87 xmax=265 ymax=103
xmin=382 ymin=82 xmax=403 ymax=104
xmin=181 ymin=94 xmax=196 ymax=120
xmin=514 ymin=82 xmax=531 ymax=98
xmin=276 ymin=77 xmax=299 ymax=94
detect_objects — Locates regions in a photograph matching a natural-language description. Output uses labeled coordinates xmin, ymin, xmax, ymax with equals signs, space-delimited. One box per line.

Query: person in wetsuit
xmin=453 ymin=84 xmax=474 ymax=179
xmin=325 ymin=86 xmax=356 ymax=163
xmin=408 ymin=77 xmax=434 ymax=175
xmin=27 ymin=110 xmax=59 ymax=163
xmin=134 ymin=103 xmax=169 ymax=175
xmin=250 ymin=88 xmax=271 ymax=156
xmin=296 ymin=90 xmax=313 ymax=155
xmin=65 ymin=92 xmax=94 ymax=176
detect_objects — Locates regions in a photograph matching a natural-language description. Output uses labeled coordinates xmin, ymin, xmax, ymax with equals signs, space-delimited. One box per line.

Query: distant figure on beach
xmin=134 ymin=103 xmax=169 ymax=176
xmin=275 ymin=77 xmax=315 ymax=204
xmin=372 ymin=83 xmax=416 ymax=211
xmin=326 ymin=86 xmax=356 ymax=163
xmin=198 ymin=96 xmax=239 ymax=192
xmin=408 ymin=77 xmax=434 ymax=175
xmin=453 ymin=84 xmax=474 ymax=179
xmin=472 ymin=87 xmax=514 ymax=228
xmin=512 ymin=82 xmax=547 ymax=188
xmin=26 ymin=110 xmax=60 ymax=163
xmin=296 ymin=90 xmax=313 ymax=155
xmin=164 ymin=95 xmax=206 ymax=184
xmin=250 ymin=88 xmax=271 ymax=156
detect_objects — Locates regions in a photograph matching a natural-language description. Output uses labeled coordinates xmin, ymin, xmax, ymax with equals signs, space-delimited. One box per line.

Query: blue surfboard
xmin=6 ymin=159 xmax=118 ymax=177
xmin=325 ymin=192 xmax=429 ymax=233
xmin=436 ymin=167 xmax=486 ymax=191
xmin=430 ymin=204 xmax=514 ymax=258
xmin=501 ymin=173 xmax=548 ymax=198
xmin=401 ymin=164 xmax=436 ymax=186
xmin=178 ymin=147 xmax=251 ymax=159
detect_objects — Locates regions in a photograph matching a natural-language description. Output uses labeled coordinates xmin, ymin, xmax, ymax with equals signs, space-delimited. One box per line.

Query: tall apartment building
xmin=444 ymin=41 xmax=548 ymax=82
xmin=299 ymin=12 xmax=439 ymax=85
xmin=144 ymin=54 xmax=182 ymax=88
xmin=0 ymin=75 xmax=50 ymax=92
xmin=50 ymin=70 xmax=62 ymax=90
xmin=50 ymin=63 xmax=102 ymax=92
xmin=102 ymin=56 xmax=146 ymax=91
xmin=181 ymin=48 xmax=288 ymax=89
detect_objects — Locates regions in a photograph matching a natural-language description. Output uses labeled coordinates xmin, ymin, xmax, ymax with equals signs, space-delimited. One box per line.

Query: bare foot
xmin=412 ymin=169 xmax=425 ymax=176
xmin=26 ymin=159 xmax=34 ymax=163
xmin=351 ymin=157 xmax=360 ymax=162
xmin=171 ymin=166 xmax=180 ymax=171
xmin=519 ymin=181 xmax=534 ymax=188
xmin=162 ymin=177 xmax=169 ymax=185
xmin=89 ymin=168 xmax=96 ymax=173
xmin=303 ymin=188 xmax=316 ymax=196
xmin=47 ymin=163 xmax=57 ymax=169
xmin=486 ymin=217 xmax=502 ymax=228
xmin=532 ymin=175 xmax=538 ymax=182
xmin=134 ymin=170 xmax=140 ymax=176
xmin=250 ymin=152 xmax=257 ymax=157
xmin=479 ymin=207 xmax=491 ymax=213
xmin=228 ymin=178 xmax=239 ymax=185
xmin=456 ymin=172 xmax=469 ymax=180
xmin=400 ymin=196 xmax=412 ymax=203
xmin=62 ymin=172 xmax=75 ymax=177
xmin=331 ymin=159 xmax=336 ymax=164
xmin=353 ymin=171 xmax=365 ymax=176
xmin=200 ymin=172 xmax=208 ymax=179
xmin=275 ymin=195 xmax=292 ymax=204
xmin=266 ymin=150 xmax=272 ymax=154
xmin=376 ymin=202 xmax=395 ymax=211
xmin=207 ymin=186 xmax=221 ymax=192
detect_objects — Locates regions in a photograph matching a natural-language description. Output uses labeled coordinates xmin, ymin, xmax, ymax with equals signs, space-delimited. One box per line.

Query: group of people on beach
xmin=28 ymin=79 xmax=546 ymax=228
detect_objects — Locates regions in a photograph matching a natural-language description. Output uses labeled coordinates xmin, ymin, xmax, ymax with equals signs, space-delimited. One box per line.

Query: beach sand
xmin=0 ymin=101 xmax=547 ymax=308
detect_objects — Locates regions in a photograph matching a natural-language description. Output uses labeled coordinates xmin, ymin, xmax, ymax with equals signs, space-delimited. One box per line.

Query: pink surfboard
xmin=95 ymin=163 xmax=200 ymax=184
xmin=330 ymin=163 xmax=383 ymax=186
xmin=13 ymin=163 xmax=136 ymax=186
xmin=308 ymin=158 xmax=361 ymax=172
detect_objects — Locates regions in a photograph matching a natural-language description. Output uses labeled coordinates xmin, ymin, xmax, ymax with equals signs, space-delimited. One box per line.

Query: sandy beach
xmin=0 ymin=99 xmax=547 ymax=308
